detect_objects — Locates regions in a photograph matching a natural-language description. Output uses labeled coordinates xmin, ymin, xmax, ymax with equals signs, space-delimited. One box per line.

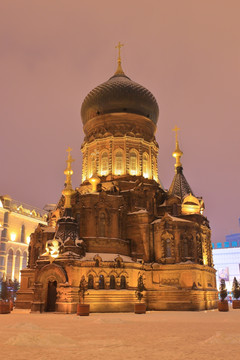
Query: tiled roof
xmin=168 ymin=166 xmax=193 ymax=201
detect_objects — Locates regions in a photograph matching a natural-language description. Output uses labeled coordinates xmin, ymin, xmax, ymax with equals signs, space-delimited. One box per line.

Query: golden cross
xmin=173 ymin=125 xmax=180 ymax=143
xmin=115 ymin=41 xmax=124 ymax=61
xmin=66 ymin=147 xmax=74 ymax=165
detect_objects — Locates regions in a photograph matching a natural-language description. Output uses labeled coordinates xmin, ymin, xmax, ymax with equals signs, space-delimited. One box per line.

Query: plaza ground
xmin=1 ymin=308 xmax=239 ymax=360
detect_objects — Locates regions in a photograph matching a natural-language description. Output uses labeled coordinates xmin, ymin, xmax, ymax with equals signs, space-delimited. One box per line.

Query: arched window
xmin=110 ymin=275 xmax=115 ymax=289
xmin=99 ymin=275 xmax=105 ymax=289
xmin=101 ymin=151 xmax=108 ymax=176
xmin=7 ymin=249 xmax=13 ymax=279
xmin=182 ymin=236 xmax=193 ymax=259
xmin=3 ymin=212 xmax=9 ymax=225
xmin=99 ymin=212 xmax=106 ymax=237
xmin=142 ymin=153 xmax=149 ymax=178
xmin=22 ymin=251 xmax=27 ymax=269
xmin=21 ymin=225 xmax=25 ymax=243
xmin=90 ymin=153 xmax=96 ymax=176
xmin=115 ymin=151 xmax=124 ymax=175
xmin=88 ymin=274 xmax=94 ymax=289
xmin=165 ymin=239 xmax=172 ymax=258
xmin=15 ymin=250 xmax=21 ymax=281
xmin=129 ymin=151 xmax=138 ymax=175
xmin=183 ymin=238 xmax=189 ymax=258
xmin=120 ymin=275 xmax=126 ymax=289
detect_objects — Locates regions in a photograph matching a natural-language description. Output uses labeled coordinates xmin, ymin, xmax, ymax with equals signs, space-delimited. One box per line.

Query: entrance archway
xmin=46 ymin=280 xmax=57 ymax=312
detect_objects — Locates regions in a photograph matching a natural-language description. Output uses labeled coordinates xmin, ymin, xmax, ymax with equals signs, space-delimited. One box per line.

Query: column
xmin=19 ymin=255 xmax=23 ymax=281
xmin=4 ymin=253 xmax=8 ymax=277
xmin=0 ymin=211 xmax=9 ymax=278
xmin=11 ymin=254 xmax=16 ymax=281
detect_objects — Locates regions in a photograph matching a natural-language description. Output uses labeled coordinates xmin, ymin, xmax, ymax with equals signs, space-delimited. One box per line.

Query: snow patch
xmin=6 ymin=332 xmax=77 ymax=347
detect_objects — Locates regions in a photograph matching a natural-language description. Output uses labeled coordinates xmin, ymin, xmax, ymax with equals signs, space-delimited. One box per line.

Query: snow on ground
xmin=1 ymin=308 xmax=240 ymax=360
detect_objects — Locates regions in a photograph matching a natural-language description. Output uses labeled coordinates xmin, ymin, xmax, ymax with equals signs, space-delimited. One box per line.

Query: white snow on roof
xmin=168 ymin=215 xmax=193 ymax=223
xmin=152 ymin=215 xmax=193 ymax=224
xmin=80 ymin=252 xmax=134 ymax=263
xmin=128 ymin=209 xmax=148 ymax=215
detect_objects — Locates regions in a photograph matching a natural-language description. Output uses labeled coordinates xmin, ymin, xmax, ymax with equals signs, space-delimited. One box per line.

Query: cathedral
xmin=16 ymin=44 xmax=218 ymax=312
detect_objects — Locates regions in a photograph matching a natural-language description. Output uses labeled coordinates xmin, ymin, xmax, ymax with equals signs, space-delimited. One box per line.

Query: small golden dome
xmin=182 ymin=194 xmax=201 ymax=215
xmin=89 ymin=173 xmax=100 ymax=192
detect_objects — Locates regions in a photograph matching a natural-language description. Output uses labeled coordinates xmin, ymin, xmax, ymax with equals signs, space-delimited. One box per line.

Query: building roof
xmin=168 ymin=166 xmax=193 ymax=201
xmin=81 ymin=71 xmax=159 ymax=125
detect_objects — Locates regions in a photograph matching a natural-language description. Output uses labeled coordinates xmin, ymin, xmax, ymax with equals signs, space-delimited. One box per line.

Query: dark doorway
xmin=110 ymin=275 xmax=115 ymax=289
xmin=99 ymin=275 xmax=105 ymax=289
xmin=46 ymin=280 xmax=57 ymax=312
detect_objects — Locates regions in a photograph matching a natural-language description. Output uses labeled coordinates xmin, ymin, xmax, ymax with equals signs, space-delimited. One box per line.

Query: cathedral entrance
xmin=46 ymin=280 xmax=57 ymax=312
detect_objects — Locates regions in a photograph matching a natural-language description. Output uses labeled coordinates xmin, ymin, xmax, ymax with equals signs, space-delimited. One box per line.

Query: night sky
xmin=1 ymin=1 xmax=239 ymax=244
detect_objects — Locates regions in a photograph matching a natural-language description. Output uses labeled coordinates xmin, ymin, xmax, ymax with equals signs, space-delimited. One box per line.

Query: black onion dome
xmin=81 ymin=73 xmax=159 ymax=125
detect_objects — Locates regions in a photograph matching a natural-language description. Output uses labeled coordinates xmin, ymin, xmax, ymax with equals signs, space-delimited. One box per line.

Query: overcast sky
xmin=1 ymin=0 xmax=239 ymax=244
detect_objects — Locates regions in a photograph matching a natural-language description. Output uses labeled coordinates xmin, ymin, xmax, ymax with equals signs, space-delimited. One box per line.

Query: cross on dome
xmin=114 ymin=41 xmax=125 ymax=75
xmin=115 ymin=41 xmax=124 ymax=61
xmin=172 ymin=126 xmax=183 ymax=171
xmin=173 ymin=125 xmax=180 ymax=143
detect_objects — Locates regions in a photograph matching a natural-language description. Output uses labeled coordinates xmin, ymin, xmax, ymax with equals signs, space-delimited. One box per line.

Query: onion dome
xmin=182 ymin=194 xmax=201 ymax=215
xmin=81 ymin=56 xmax=159 ymax=125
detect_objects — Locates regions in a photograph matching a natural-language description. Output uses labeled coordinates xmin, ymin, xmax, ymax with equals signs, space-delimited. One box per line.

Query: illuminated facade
xmin=16 ymin=46 xmax=217 ymax=312
xmin=0 ymin=195 xmax=47 ymax=281
xmin=212 ymin=218 xmax=240 ymax=292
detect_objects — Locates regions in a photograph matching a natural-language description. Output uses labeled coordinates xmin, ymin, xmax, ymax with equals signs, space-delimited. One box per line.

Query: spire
xmin=62 ymin=147 xmax=75 ymax=208
xmin=172 ymin=125 xmax=183 ymax=172
xmin=114 ymin=41 xmax=125 ymax=75
xmin=169 ymin=127 xmax=194 ymax=200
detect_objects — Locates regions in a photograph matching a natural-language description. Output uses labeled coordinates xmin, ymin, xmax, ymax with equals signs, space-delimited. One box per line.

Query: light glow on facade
xmin=10 ymin=232 xmax=16 ymax=241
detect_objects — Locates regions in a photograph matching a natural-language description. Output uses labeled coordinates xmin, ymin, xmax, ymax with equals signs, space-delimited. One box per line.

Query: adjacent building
xmin=0 ymin=195 xmax=47 ymax=282
xmin=213 ymin=218 xmax=240 ymax=292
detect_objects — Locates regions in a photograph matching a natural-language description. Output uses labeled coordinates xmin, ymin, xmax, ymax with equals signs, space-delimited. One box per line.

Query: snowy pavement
xmin=1 ymin=308 xmax=240 ymax=360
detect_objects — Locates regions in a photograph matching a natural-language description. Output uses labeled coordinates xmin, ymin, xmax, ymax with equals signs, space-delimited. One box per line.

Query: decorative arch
xmin=114 ymin=149 xmax=124 ymax=175
xmin=97 ymin=269 xmax=108 ymax=276
xmin=161 ymin=231 xmax=174 ymax=259
xmin=88 ymin=274 xmax=94 ymax=289
xmin=37 ymin=263 xmax=68 ymax=285
xmin=108 ymin=270 xmax=118 ymax=277
xmin=119 ymin=270 xmax=129 ymax=278
xmin=120 ymin=275 xmax=127 ymax=289
xmin=109 ymin=275 xmax=116 ymax=289
xmin=7 ymin=248 xmax=13 ymax=279
xmin=181 ymin=233 xmax=194 ymax=260
xmin=15 ymin=250 xmax=21 ymax=281
xmin=129 ymin=149 xmax=139 ymax=175
xmin=86 ymin=268 xmax=98 ymax=277
xmin=100 ymin=150 xmax=109 ymax=176
xmin=89 ymin=152 xmax=96 ymax=177
xmin=99 ymin=274 xmax=105 ymax=289
xmin=114 ymin=255 xmax=123 ymax=268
